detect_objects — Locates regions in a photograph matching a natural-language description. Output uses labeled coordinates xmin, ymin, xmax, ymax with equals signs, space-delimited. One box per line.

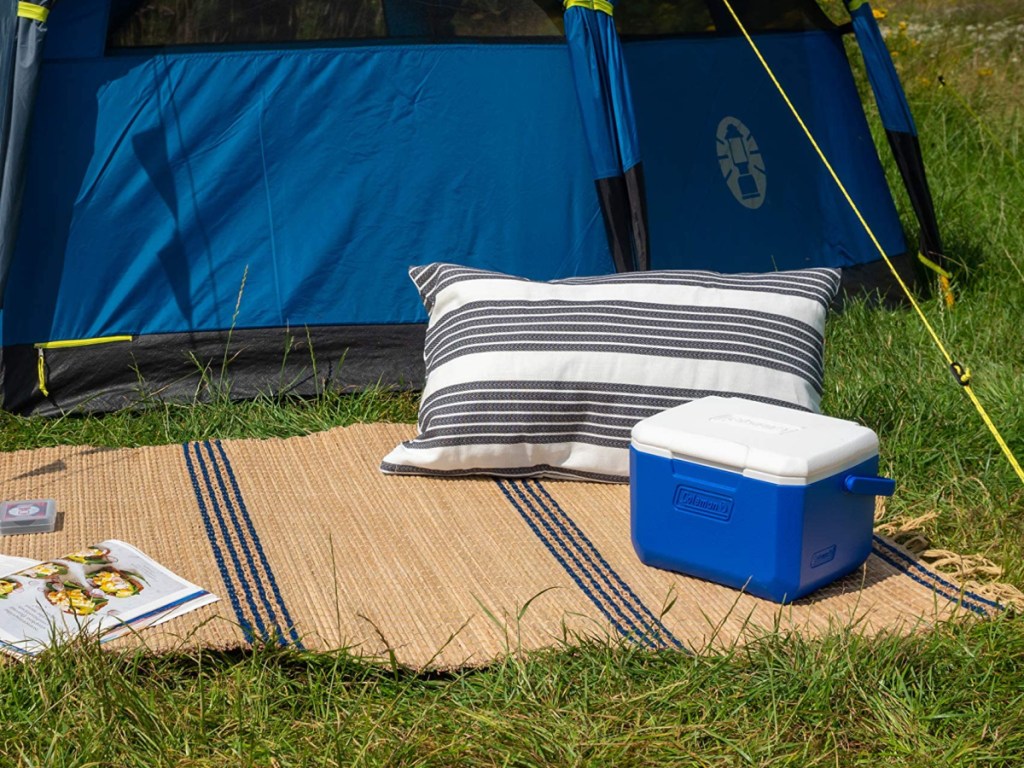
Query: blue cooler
xmin=630 ymin=397 xmax=895 ymax=602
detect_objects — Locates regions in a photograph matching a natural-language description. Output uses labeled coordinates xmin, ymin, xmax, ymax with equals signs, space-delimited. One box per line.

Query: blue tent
xmin=0 ymin=0 xmax=935 ymax=414
xmin=564 ymin=0 xmax=648 ymax=272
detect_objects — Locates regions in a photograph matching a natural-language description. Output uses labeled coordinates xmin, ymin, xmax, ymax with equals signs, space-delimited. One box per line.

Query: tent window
xmin=106 ymin=0 xmax=386 ymax=47
xmin=105 ymin=0 xmax=837 ymax=50
xmin=385 ymin=0 xmax=563 ymax=38
xmin=616 ymin=0 xmax=717 ymax=36
xmin=105 ymin=0 xmax=563 ymax=48
xmin=616 ymin=0 xmax=837 ymax=37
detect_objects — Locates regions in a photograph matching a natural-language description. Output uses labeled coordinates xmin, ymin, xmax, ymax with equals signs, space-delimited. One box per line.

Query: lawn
xmin=1 ymin=1 xmax=1023 ymax=765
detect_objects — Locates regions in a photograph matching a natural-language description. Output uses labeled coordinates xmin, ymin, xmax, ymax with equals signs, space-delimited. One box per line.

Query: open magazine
xmin=0 ymin=540 xmax=218 ymax=658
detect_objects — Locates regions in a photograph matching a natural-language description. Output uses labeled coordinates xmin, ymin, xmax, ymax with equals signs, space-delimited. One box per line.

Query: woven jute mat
xmin=0 ymin=424 xmax=1003 ymax=668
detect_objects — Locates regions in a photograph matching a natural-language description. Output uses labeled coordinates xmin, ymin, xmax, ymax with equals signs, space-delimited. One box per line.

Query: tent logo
xmin=716 ymin=117 xmax=766 ymax=209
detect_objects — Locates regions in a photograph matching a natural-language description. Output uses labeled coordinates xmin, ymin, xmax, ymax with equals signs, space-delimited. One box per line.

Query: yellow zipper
xmin=34 ymin=335 xmax=134 ymax=350
xmin=34 ymin=336 xmax=133 ymax=396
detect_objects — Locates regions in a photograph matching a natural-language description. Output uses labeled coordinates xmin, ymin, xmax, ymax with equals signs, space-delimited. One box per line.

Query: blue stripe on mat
xmin=190 ymin=441 xmax=269 ymax=641
xmin=188 ymin=438 xmax=268 ymax=643
xmin=201 ymin=441 xmax=291 ymax=646
xmin=212 ymin=440 xmax=304 ymax=648
xmin=526 ymin=480 xmax=684 ymax=650
xmin=495 ymin=479 xmax=641 ymax=645
xmin=871 ymin=536 xmax=1003 ymax=616
xmin=183 ymin=441 xmax=304 ymax=647
xmin=497 ymin=478 xmax=685 ymax=651
xmin=182 ymin=443 xmax=254 ymax=643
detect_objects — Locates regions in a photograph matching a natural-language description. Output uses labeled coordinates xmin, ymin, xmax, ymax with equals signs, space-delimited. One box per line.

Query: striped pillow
xmin=381 ymin=263 xmax=840 ymax=482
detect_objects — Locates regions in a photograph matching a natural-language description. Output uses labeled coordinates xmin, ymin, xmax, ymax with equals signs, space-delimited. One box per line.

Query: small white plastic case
xmin=0 ymin=499 xmax=58 ymax=535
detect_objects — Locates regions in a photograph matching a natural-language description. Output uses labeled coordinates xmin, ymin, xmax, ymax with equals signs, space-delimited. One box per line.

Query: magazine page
xmin=0 ymin=539 xmax=217 ymax=657
xmin=0 ymin=554 xmax=41 ymax=577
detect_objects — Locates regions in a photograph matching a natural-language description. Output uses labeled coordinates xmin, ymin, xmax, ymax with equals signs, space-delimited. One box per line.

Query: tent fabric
xmin=845 ymin=0 xmax=943 ymax=267
xmin=564 ymin=1 xmax=640 ymax=179
xmin=2 ymin=324 xmax=427 ymax=416
xmin=0 ymin=0 xmax=924 ymax=413
xmin=0 ymin=2 xmax=16 ymax=205
xmin=564 ymin=0 xmax=648 ymax=271
xmin=626 ymin=32 xmax=905 ymax=272
xmin=0 ymin=0 xmax=53 ymax=304
xmin=846 ymin=0 xmax=916 ymax=136
xmin=886 ymin=129 xmax=944 ymax=267
xmin=2 ymin=45 xmax=614 ymax=346
xmin=4 ymin=29 xmax=905 ymax=349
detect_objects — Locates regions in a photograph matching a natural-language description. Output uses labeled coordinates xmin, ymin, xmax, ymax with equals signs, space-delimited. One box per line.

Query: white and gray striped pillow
xmin=381 ymin=263 xmax=840 ymax=482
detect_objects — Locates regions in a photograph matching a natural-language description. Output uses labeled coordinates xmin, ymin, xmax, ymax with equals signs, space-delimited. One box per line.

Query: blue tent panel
xmin=0 ymin=0 xmax=52 ymax=303
xmin=564 ymin=0 xmax=641 ymax=180
xmin=4 ymin=45 xmax=613 ymax=345
xmin=564 ymin=0 xmax=648 ymax=272
xmin=626 ymin=31 xmax=905 ymax=272
xmin=5 ymin=23 xmax=908 ymax=348
xmin=845 ymin=0 xmax=943 ymax=275
xmin=847 ymin=1 xmax=916 ymax=136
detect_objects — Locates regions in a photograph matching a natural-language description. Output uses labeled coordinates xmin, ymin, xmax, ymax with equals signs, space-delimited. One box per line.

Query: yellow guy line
xmin=719 ymin=0 xmax=1024 ymax=485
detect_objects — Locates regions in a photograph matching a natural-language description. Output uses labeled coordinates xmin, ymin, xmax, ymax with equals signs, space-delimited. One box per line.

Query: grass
xmin=2 ymin=2 xmax=1024 ymax=765
xmin=2 ymin=619 xmax=1023 ymax=766
xmin=0 ymin=387 xmax=419 ymax=453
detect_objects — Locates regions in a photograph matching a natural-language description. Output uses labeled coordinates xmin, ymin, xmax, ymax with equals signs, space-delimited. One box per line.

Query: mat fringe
xmin=875 ymin=501 xmax=1024 ymax=612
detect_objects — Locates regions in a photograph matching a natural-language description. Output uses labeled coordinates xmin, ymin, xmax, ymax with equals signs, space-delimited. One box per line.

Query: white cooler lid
xmin=631 ymin=396 xmax=879 ymax=485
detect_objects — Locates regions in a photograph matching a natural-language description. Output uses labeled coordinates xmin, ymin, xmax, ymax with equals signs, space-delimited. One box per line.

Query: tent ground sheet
xmin=0 ymin=424 xmax=1001 ymax=668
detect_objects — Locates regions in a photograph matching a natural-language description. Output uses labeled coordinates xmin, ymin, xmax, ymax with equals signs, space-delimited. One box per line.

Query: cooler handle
xmin=844 ymin=475 xmax=896 ymax=497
